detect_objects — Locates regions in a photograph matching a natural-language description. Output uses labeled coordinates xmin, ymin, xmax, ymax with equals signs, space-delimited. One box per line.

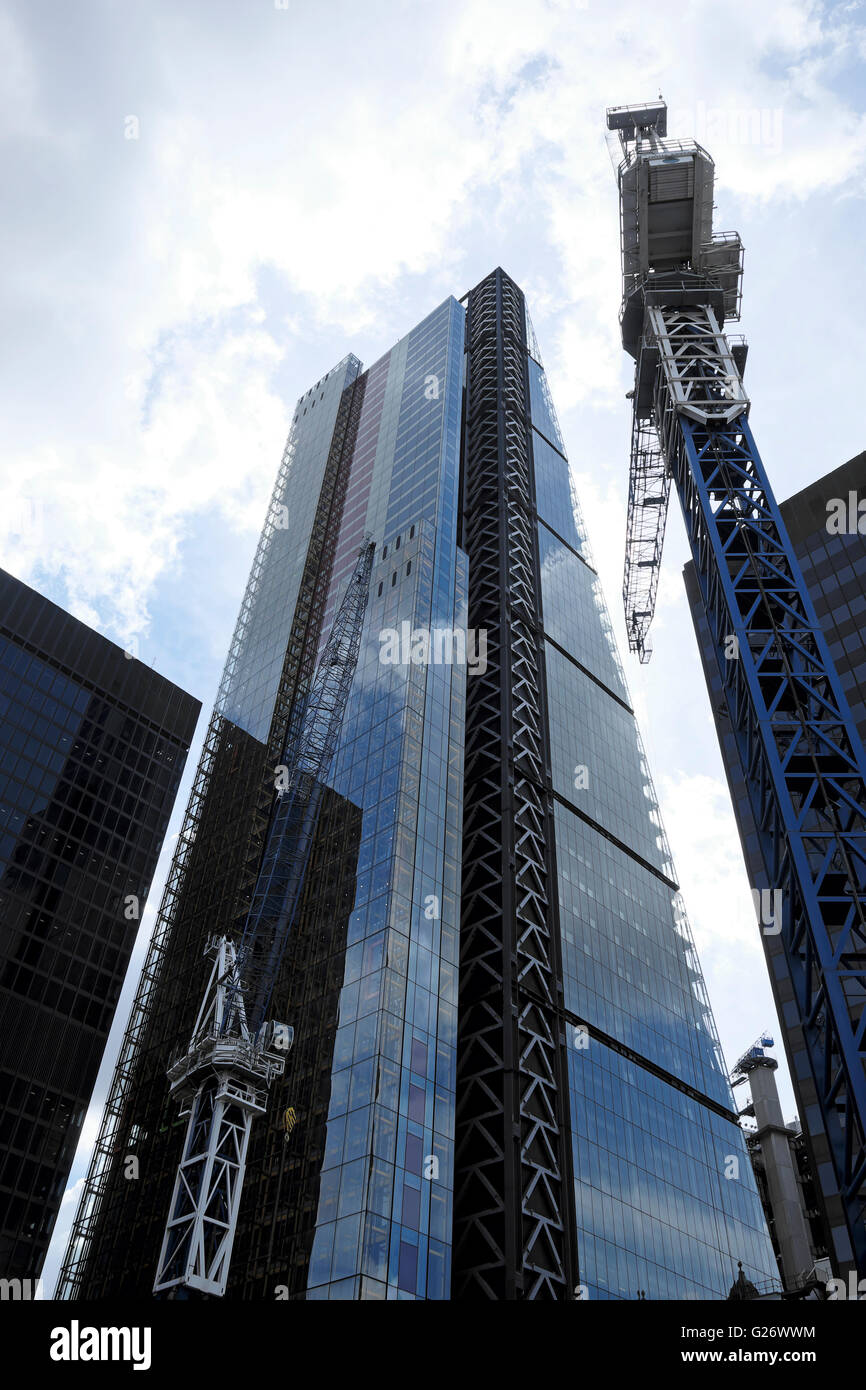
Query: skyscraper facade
xmin=453 ymin=270 xmax=774 ymax=1300
xmin=684 ymin=452 xmax=866 ymax=1281
xmin=0 ymin=569 xmax=199 ymax=1283
xmin=59 ymin=269 xmax=775 ymax=1301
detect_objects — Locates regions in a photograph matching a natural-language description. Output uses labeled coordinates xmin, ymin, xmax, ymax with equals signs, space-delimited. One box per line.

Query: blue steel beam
xmin=665 ymin=401 xmax=866 ymax=1271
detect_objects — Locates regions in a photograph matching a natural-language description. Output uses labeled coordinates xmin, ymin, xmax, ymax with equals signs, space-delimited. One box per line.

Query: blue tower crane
xmin=607 ymin=99 xmax=866 ymax=1275
xmin=153 ymin=538 xmax=375 ymax=1297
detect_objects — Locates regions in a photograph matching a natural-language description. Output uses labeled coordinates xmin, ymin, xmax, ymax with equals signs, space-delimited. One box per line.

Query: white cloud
xmin=3 ymin=0 xmax=863 ymax=649
xmin=38 ymin=1177 xmax=84 ymax=1297
xmin=4 ymin=316 xmax=286 ymax=644
xmin=656 ymin=769 xmax=794 ymax=1106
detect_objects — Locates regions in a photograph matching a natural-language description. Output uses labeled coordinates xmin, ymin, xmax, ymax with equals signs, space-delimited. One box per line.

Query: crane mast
xmin=153 ymin=538 xmax=375 ymax=1297
xmin=607 ymin=100 xmax=866 ymax=1273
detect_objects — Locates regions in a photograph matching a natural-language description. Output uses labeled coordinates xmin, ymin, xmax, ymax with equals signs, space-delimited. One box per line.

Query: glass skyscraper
xmin=0 ymin=568 xmax=199 ymax=1283
xmin=685 ymin=451 xmax=866 ymax=1282
xmin=59 ymin=269 xmax=776 ymax=1301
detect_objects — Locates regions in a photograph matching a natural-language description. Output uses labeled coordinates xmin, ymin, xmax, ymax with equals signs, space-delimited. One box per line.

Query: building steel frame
xmin=666 ymin=386 xmax=866 ymax=1271
xmin=453 ymin=267 xmax=577 ymax=1299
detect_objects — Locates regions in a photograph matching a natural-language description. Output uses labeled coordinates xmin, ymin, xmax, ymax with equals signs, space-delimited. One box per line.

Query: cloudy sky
xmin=2 ymin=0 xmax=864 ymax=1293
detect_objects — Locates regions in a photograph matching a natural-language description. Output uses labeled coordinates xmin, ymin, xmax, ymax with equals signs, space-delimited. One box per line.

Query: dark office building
xmin=0 ymin=569 xmax=199 ymax=1282
xmin=685 ymin=451 xmax=866 ymax=1280
xmin=783 ymin=455 xmax=866 ymax=749
xmin=59 ymin=269 xmax=776 ymax=1302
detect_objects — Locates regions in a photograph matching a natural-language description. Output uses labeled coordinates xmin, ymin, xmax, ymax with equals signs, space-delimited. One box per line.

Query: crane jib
xmin=607 ymin=98 xmax=866 ymax=1280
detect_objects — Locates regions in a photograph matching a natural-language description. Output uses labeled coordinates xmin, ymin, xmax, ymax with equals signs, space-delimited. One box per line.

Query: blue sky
xmin=1 ymin=0 xmax=864 ymax=1293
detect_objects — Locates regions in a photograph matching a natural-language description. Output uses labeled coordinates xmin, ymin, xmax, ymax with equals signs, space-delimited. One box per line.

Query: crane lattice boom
xmin=229 ymin=538 xmax=375 ymax=1039
xmin=153 ymin=538 xmax=375 ymax=1297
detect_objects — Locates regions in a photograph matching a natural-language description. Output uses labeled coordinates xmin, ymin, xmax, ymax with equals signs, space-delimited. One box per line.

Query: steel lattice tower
xmin=608 ymin=99 xmax=866 ymax=1277
xmin=453 ymin=269 xmax=576 ymax=1299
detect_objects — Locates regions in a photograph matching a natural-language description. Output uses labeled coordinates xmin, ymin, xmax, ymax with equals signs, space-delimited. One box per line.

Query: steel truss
xmin=152 ymin=938 xmax=285 ymax=1295
xmin=56 ymin=365 xmax=366 ymax=1300
xmin=228 ymin=537 xmax=376 ymax=1040
xmin=152 ymin=538 xmax=374 ymax=1297
xmin=453 ymin=268 xmax=576 ymax=1299
xmin=649 ymin=307 xmax=866 ymax=1272
xmin=53 ymin=419 xmax=313 ymax=1299
xmin=624 ymin=303 xmax=748 ymax=662
xmin=623 ymin=413 xmax=669 ymax=662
